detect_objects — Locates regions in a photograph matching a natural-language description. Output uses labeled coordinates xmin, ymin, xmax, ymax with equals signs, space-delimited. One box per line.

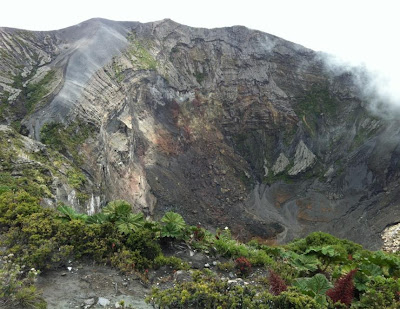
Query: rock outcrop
xmin=272 ymin=153 xmax=290 ymax=175
xmin=382 ymin=223 xmax=400 ymax=253
xmin=1 ymin=18 xmax=400 ymax=249
xmin=288 ymin=140 xmax=316 ymax=176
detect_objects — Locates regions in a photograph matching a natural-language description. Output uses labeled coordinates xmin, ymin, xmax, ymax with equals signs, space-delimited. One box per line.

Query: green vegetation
xmin=40 ymin=120 xmax=96 ymax=164
xmin=25 ymin=70 xmax=55 ymax=113
xmin=0 ymin=132 xmax=53 ymax=199
xmin=39 ymin=120 xmax=96 ymax=203
xmin=295 ymin=86 xmax=337 ymax=135
xmin=0 ymin=48 xmax=10 ymax=60
xmin=263 ymin=167 xmax=294 ymax=185
xmin=127 ymin=34 xmax=157 ymax=70
xmin=11 ymin=70 xmax=56 ymax=116
xmin=193 ymin=71 xmax=206 ymax=83
xmin=2 ymin=129 xmax=400 ymax=308
xmin=351 ymin=119 xmax=381 ymax=150
xmin=147 ymin=270 xmax=319 ymax=308
xmin=2 ymin=182 xmax=400 ymax=308
xmin=0 ymin=256 xmax=46 ymax=309
xmin=160 ymin=211 xmax=186 ymax=238
xmin=111 ymin=58 xmax=125 ymax=83
xmin=0 ymin=91 xmax=10 ymax=121
xmin=147 ymin=231 xmax=400 ymax=308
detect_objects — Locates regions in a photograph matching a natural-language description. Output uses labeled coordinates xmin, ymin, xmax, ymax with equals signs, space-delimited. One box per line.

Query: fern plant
xmin=102 ymin=200 xmax=132 ymax=222
xmin=57 ymin=205 xmax=88 ymax=222
xmin=160 ymin=211 xmax=186 ymax=238
xmin=85 ymin=213 xmax=108 ymax=224
xmin=115 ymin=212 xmax=145 ymax=234
xmin=101 ymin=200 xmax=145 ymax=234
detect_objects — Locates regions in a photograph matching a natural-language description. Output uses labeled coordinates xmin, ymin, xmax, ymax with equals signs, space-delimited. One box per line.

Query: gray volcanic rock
xmin=288 ymin=140 xmax=316 ymax=175
xmin=1 ymin=18 xmax=400 ymax=249
xmin=272 ymin=153 xmax=290 ymax=175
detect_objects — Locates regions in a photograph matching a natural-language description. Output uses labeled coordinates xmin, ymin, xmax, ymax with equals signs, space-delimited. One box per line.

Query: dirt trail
xmin=36 ymin=263 xmax=153 ymax=309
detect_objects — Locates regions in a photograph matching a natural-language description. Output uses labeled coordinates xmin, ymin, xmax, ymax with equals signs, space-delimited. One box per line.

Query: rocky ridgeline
xmin=1 ymin=18 xmax=400 ymax=249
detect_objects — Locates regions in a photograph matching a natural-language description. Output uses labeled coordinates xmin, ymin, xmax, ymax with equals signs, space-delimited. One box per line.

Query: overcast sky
xmin=1 ymin=0 xmax=399 ymax=103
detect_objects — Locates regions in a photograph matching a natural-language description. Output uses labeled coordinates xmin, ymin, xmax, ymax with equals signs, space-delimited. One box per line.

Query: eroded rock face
xmin=272 ymin=153 xmax=290 ymax=175
xmin=382 ymin=223 xmax=400 ymax=253
xmin=1 ymin=18 xmax=400 ymax=249
xmin=288 ymin=140 xmax=316 ymax=176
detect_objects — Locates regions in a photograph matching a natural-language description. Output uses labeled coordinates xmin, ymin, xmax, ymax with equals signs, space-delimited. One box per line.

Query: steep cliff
xmin=1 ymin=18 xmax=399 ymax=249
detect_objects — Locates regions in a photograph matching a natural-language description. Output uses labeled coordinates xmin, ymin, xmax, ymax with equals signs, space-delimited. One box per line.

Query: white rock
xmin=288 ymin=140 xmax=316 ymax=175
xmin=98 ymin=297 xmax=111 ymax=307
xmin=272 ymin=153 xmax=290 ymax=175
xmin=263 ymin=159 xmax=269 ymax=177
xmin=84 ymin=298 xmax=95 ymax=306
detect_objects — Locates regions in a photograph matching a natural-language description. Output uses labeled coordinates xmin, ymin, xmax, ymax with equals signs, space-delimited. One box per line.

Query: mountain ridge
xmin=1 ymin=18 xmax=399 ymax=250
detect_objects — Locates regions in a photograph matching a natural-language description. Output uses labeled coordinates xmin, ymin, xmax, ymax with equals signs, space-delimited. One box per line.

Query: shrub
xmin=57 ymin=204 xmax=88 ymax=222
xmin=276 ymin=291 xmax=319 ymax=309
xmin=248 ymin=249 xmax=274 ymax=267
xmin=288 ymin=232 xmax=363 ymax=256
xmin=146 ymin=271 xmax=258 ymax=308
xmin=255 ymin=290 xmax=319 ymax=309
xmin=353 ymin=276 xmax=400 ymax=308
xmin=110 ymin=249 xmax=150 ymax=272
xmin=326 ymin=269 xmax=357 ymax=306
xmin=153 ymin=255 xmax=190 ymax=270
xmin=270 ymin=261 xmax=300 ymax=284
xmin=235 ymin=257 xmax=252 ymax=276
xmin=125 ymin=228 xmax=161 ymax=261
xmin=191 ymin=225 xmax=205 ymax=241
xmin=0 ymin=191 xmax=42 ymax=226
xmin=293 ymin=274 xmax=333 ymax=307
xmin=216 ymin=261 xmax=235 ymax=272
xmin=269 ymin=269 xmax=288 ymax=295
xmin=147 ymin=271 xmax=319 ymax=309
xmin=0 ymin=256 xmax=46 ymax=308
xmin=160 ymin=211 xmax=186 ymax=239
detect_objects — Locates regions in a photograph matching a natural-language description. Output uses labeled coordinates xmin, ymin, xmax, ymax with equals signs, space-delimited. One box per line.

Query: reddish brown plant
xmin=235 ymin=257 xmax=252 ymax=276
xmin=326 ymin=269 xmax=357 ymax=306
xmin=268 ymin=269 xmax=287 ymax=295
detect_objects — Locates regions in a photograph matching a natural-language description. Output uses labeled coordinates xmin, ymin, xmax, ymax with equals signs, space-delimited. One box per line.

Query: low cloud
xmin=319 ymin=52 xmax=400 ymax=119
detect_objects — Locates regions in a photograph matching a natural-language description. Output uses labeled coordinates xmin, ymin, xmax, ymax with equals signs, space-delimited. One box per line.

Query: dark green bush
xmin=353 ymin=276 xmax=400 ymax=308
xmin=288 ymin=232 xmax=363 ymax=255
xmin=110 ymin=249 xmax=150 ymax=272
xmin=125 ymin=228 xmax=161 ymax=261
xmin=257 ymin=290 xmax=319 ymax=309
xmin=153 ymin=255 xmax=190 ymax=270
xmin=146 ymin=271 xmax=320 ymax=309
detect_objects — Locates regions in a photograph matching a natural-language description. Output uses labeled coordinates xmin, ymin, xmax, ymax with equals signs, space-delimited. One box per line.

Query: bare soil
xmin=36 ymin=262 xmax=153 ymax=309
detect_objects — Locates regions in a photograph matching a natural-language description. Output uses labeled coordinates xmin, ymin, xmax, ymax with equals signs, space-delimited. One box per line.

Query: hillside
xmin=1 ymin=18 xmax=400 ymax=249
xmin=2 ymin=18 xmax=400 ymax=309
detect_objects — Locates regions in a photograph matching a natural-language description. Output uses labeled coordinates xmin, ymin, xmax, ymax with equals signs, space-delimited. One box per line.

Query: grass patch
xmin=25 ymin=70 xmax=55 ymax=113
xmin=127 ymin=34 xmax=158 ymax=70
xmin=193 ymin=71 xmax=206 ymax=83
xmin=39 ymin=120 xmax=96 ymax=164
